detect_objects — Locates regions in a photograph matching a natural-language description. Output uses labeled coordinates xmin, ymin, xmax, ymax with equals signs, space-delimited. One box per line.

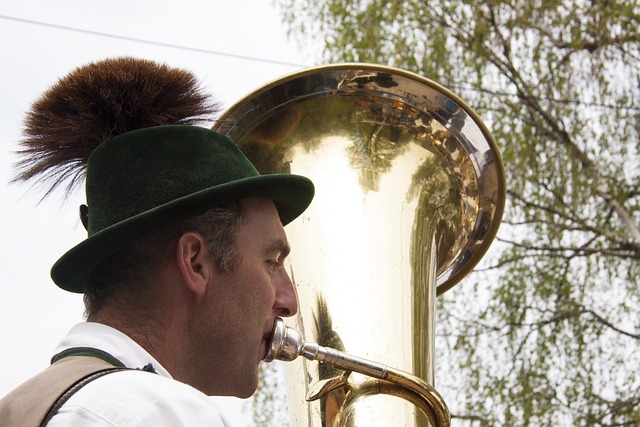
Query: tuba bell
xmin=214 ymin=64 xmax=506 ymax=427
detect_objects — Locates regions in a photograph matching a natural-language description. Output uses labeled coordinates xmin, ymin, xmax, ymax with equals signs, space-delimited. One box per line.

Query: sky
xmin=0 ymin=0 xmax=317 ymax=423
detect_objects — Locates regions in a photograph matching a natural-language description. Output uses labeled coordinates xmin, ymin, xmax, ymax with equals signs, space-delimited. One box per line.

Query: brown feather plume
xmin=14 ymin=56 xmax=220 ymax=198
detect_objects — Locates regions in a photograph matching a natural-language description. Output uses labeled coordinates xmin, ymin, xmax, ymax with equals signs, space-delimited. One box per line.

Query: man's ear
xmin=176 ymin=232 xmax=212 ymax=297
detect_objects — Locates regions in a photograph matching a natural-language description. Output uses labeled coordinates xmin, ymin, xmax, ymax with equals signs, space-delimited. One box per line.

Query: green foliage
xmin=278 ymin=0 xmax=640 ymax=424
xmin=250 ymin=363 xmax=291 ymax=426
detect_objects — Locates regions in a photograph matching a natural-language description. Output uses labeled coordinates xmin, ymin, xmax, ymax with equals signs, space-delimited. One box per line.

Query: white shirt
xmin=46 ymin=322 xmax=231 ymax=427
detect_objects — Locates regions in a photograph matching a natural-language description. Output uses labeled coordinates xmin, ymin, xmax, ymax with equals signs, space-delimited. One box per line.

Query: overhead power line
xmin=0 ymin=14 xmax=308 ymax=69
xmin=2 ymin=14 xmax=638 ymax=112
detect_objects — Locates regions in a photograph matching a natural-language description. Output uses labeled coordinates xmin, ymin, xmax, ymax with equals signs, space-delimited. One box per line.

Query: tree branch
xmin=476 ymin=3 xmax=640 ymax=252
xmin=495 ymin=237 xmax=640 ymax=260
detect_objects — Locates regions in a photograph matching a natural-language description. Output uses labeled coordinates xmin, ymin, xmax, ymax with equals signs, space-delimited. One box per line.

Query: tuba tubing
xmin=267 ymin=318 xmax=451 ymax=427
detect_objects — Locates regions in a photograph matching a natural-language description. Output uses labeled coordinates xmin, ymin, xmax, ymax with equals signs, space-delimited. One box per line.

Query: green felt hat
xmin=51 ymin=124 xmax=314 ymax=293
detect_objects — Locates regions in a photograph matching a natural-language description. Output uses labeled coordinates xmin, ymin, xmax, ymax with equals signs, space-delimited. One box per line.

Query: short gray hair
xmin=83 ymin=201 xmax=244 ymax=316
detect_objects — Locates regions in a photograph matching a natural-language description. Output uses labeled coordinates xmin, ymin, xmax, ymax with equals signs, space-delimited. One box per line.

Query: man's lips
xmin=258 ymin=338 xmax=267 ymax=362
xmin=260 ymin=323 xmax=276 ymax=361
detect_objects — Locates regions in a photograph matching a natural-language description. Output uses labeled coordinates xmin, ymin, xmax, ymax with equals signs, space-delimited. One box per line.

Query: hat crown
xmin=86 ymin=125 xmax=259 ymax=234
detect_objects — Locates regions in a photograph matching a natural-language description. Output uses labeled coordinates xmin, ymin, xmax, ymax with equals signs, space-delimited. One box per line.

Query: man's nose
xmin=274 ymin=270 xmax=298 ymax=317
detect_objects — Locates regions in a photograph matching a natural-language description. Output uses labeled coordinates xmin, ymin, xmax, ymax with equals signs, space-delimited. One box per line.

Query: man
xmin=0 ymin=57 xmax=314 ymax=425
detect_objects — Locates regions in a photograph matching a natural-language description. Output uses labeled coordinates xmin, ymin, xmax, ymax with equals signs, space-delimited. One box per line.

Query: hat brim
xmin=51 ymin=173 xmax=314 ymax=293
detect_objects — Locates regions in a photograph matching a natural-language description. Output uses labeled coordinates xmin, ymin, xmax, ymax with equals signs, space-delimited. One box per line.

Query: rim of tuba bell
xmin=214 ymin=63 xmax=505 ymax=295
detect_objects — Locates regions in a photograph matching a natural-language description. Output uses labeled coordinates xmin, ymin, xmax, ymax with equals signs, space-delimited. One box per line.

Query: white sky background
xmin=0 ymin=1 xmax=316 ymax=424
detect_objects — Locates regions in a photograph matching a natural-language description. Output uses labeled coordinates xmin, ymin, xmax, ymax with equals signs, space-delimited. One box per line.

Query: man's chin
xmin=231 ymin=369 xmax=259 ymax=399
xmin=231 ymin=378 xmax=258 ymax=399
xmin=196 ymin=372 xmax=258 ymax=398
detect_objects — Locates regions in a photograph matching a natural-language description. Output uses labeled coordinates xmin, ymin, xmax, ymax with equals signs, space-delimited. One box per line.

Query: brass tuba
xmin=214 ymin=64 xmax=506 ymax=427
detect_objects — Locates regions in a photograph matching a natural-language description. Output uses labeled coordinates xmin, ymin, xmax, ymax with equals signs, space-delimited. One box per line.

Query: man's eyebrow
xmin=265 ymin=239 xmax=291 ymax=258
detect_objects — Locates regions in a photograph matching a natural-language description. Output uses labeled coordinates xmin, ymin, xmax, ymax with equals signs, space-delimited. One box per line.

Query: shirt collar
xmin=53 ymin=322 xmax=172 ymax=379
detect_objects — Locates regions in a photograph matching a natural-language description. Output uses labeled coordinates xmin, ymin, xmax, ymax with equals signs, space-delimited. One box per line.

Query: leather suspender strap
xmin=0 ymin=348 xmax=157 ymax=426
xmin=0 ymin=355 xmax=119 ymax=427
xmin=41 ymin=350 xmax=155 ymax=426
xmin=39 ymin=364 xmax=132 ymax=426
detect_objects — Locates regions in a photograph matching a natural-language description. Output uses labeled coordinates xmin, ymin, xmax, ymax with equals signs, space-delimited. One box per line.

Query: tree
xmin=276 ymin=0 xmax=640 ymax=424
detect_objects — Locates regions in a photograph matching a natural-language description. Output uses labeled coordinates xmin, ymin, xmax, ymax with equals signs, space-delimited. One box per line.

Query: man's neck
xmin=86 ymin=304 xmax=182 ymax=377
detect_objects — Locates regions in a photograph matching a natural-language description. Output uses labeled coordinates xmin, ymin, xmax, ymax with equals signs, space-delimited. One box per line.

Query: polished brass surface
xmin=214 ymin=64 xmax=505 ymax=427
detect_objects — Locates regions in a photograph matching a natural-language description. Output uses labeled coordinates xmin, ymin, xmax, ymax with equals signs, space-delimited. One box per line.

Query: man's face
xmin=192 ymin=197 xmax=298 ymax=397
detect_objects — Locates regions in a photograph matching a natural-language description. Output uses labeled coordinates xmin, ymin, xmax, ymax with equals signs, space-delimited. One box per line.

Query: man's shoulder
xmin=47 ymin=369 xmax=229 ymax=426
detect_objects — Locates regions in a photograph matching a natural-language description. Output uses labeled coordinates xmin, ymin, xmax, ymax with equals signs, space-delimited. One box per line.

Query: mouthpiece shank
xmin=266 ymin=317 xmax=389 ymax=379
xmin=306 ymin=343 xmax=388 ymax=379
